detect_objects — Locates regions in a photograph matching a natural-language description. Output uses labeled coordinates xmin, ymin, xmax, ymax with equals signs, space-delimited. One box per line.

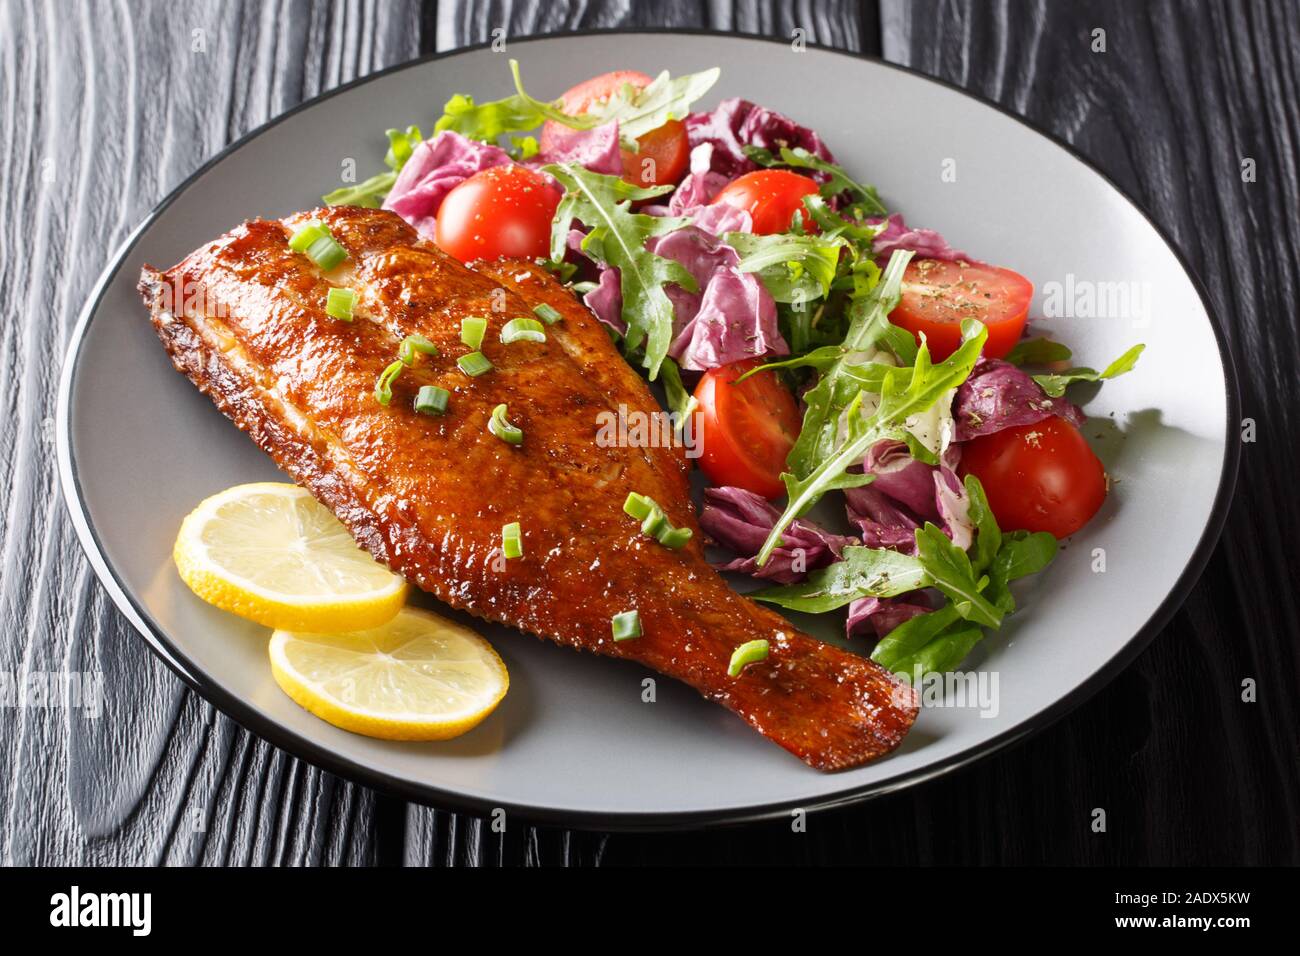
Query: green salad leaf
xmin=436 ymin=61 xmax=719 ymax=153
xmin=543 ymin=163 xmax=694 ymax=379
xmin=745 ymin=145 xmax=887 ymax=215
xmin=965 ymin=474 xmax=1002 ymax=574
xmin=985 ymin=530 xmax=1058 ymax=613
xmin=751 ymin=547 xmax=931 ymax=613
xmin=1032 ymin=343 xmax=1145 ymax=397
xmin=591 ymin=67 xmax=720 ymax=146
xmin=657 ymin=357 xmax=698 ymax=426
xmin=726 ymin=231 xmax=844 ymax=303
xmin=865 ymin=501 xmax=1058 ymax=682
xmin=914 ymin=523 xmax=1002 ymax=628
xmin=782 ymin=250 xmax=915 ymax=485
xmin=756 ymin=290 xmax=988 ymax=566
xmin=1004 ymin=337 xmax=1073 ymax=366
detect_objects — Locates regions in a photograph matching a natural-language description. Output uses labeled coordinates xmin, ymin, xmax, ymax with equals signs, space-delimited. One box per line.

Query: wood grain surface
xmin=1 ymin=0 xmax=1294 ymax=866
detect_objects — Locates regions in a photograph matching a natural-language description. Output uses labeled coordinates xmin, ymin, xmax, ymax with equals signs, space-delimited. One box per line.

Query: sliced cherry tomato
xmin=692 ymin=360 xmax=802 ymax=499
xmin=434 ymin=165 xmax=561 ymax=263
xmin=539 ymin=71 xmax=689 ymax=187
xmin=711 ymin=170 xmax=820 ymax=235
xmin=620 ymin=118 xmax=689 ymax=188
xmin=890 ymin=258 xmax=1034 ymax=361
xmin=958 ymin=417 xmax=1106 ymax=539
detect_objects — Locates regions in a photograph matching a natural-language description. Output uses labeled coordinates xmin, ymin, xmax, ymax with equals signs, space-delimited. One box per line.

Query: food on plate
xmin=172 ymin=482 xmax=408 ymax=631
xmin=434 ymin=164 xmax=561 ymax=263
xmin=270 ymin=606 xmax=509 ymax=741
xmin=145 ymin=58 xmax=1147 ymax=768
xmin=139 ymin=204 xmax=918 ymax=770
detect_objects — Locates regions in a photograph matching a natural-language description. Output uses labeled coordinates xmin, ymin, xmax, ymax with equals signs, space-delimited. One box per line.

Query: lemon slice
xmin=269 ymin=607 xmax=509 ymax=740
xmin=174 ymin=482 xmax=407 ymax=632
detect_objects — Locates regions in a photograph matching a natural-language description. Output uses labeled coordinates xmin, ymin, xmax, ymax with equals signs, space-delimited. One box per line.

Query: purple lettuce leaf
xmin=582 ymin=266 xmax=625 ymax=335
xmin=871 ymin=213 xmax=967 ymax=262
xmin=700 ymin=486 xmax=856 ymax=584
xmin=382 ymin=131 xmax=512 ymax=240
xmin=683 ymin=98 xmax=836 ymax=180
xmin=637 ymin=225 xmax=788 ymax=370
xmin=953 ymin=358 xmax=1086 ymax=441
xmin=851 ymin=442 xmax=974 ymax=551
xmin=844 ymin=485 xmax=921 ymax=554
xmin=846 ymin=594 xmax=934 ymax=640
xmin=668 ymin=267 xmax=787 ymax=370
xmin=535 ymin=121 xmax=623 ymax=176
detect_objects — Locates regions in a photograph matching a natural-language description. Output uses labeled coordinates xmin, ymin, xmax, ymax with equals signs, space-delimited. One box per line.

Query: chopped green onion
xmin=657 ymin=526 xmax=693 ymax=550
xmin=399 ymin=333 xmax=439 ymax=365
xmin=306 ymin=234 xmax=348 ymax=271
xmin=623 ymin=492 xmax=653 ymax=521
xmin=374 ymin=360 xmax=405 ymax=406
xmin=414 ymin=385 xmax=449 ymax=416
xmin=501 ymin=521 xmax=523 ymax=559
xmin=640 ymin=508 xmax=668 ymax=538
xmin=461 ymin=316 xmax=487 ymax=350
xmin=532 ymin=303 xmax=562 ymax=325
xmin=611 ymin=610 xmax=642 ymax=642
xmin=457 ymin=351 xmax=493 ymax=377
xmin=487 ymin=403 xmax=523 ymax=445
xmin=727 ymin=639 xmax=770 ymax=677
xmin=325 ymin=287 xmax=356 ymax=322
xmin=288 ymin=222 xmax=328 ymax=252
xmin=500 ymin=317 xmax=546 ymax=344
xmin=623 ymin=492 xmax=693 ymax=550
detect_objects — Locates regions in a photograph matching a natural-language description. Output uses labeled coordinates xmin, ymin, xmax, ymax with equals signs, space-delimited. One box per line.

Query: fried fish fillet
xmin=139 ymin=205 xmax=917 ymax=770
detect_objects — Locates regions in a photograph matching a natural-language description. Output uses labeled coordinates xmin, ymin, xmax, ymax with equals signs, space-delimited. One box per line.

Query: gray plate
xmin=56 ymin=32 xmax=1238 ymax=829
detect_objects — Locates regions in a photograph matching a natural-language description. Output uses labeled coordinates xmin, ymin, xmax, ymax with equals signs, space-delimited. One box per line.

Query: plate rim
xmin=55 ymin=28 xmax=1242 ymax=832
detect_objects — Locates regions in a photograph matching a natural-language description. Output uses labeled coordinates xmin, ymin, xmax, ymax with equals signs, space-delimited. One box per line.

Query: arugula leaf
xmin=1004 ymin=337 xmax=1073 ymax=366
xmin=1032 ymin=343 xmax=1145 ymax=397
xmin=322 ymin=171 xmax=397 ymax=209
xmin=745 ymin=145 xmax=887 ymax=215
xmin=801 ymin=195 xmax=884 ymax=248
xmin=591 ymin=67 xmax=720 ymax=147
xmin=783 ymin=250 xmax=914 ymax=484
xmin=442 ymin=61 xmax=718 ymax=152
xmin=914 ymin=523 xmax=1003 ymax=628
xmin=865 ymin=508 xmax=1058 ymax=680
xmin=964 ymin=474 xmax=1002 ymax=574
xmin=544 ymin=163 xmax=694 ymax=379
xmin=890 ymin=627 xmax=984 ymax=683
xmin=758 ymin=310 xmax=987 ymax=566
xmin=985 ymin=530 xmax=1058 ymax=613
xmin=725 ymin=231 xmax=844 ymax=303
xmin=322 ymin=125 xmax=425 ymax=207
xmin=751 ymin=546 xmax=931 ymax=613
xmin=869 ymin=604 xmax=961 ymax=671
xmin=433 ymin=60 xmax=598 ymax=147
xmin=657 ymin=357 xmax=698 ymax=426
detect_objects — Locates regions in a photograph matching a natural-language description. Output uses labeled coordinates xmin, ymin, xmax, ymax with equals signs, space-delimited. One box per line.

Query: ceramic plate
xmin=57 ymin=32 xmax=1238 ymax=828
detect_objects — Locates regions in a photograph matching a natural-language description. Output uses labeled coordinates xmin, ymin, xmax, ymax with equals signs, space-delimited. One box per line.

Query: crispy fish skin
xmin=139 ymin=205 xmax=917 ymax=770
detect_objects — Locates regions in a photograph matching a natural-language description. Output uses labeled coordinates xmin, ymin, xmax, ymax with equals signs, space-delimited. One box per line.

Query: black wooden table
xmin=3 ymin=0 xmax=1295 ymax=866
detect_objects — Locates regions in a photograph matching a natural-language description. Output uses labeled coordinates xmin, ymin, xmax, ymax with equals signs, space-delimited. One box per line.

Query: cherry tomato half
xmin=890 ymin=257 xmax=1034 ymax=361
xmin=692 ymin=360 xmax=802 ymax=499
xmin=958 ymin=417 xmax=1107 ymax=539
xmin=539 ymin=71 xmax=689 ymax=188
xmin=434 ymin=165 xmax=561 ymax=263
xmin=711 ymin=170 xmax=820 ymax=235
